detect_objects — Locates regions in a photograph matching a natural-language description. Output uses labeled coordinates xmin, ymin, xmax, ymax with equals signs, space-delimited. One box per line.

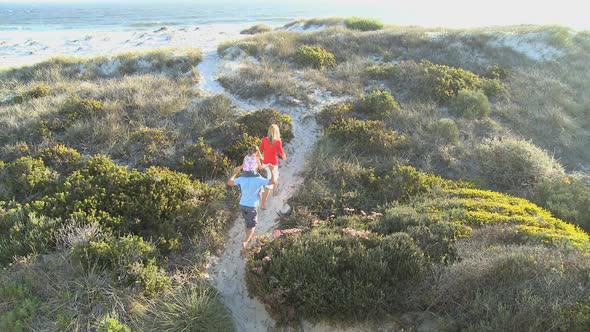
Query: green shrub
xmin=136 ymin=282 xmax=235 ymax=332
xmin=367 ymin=61 xmax=505 ymax=103
xmin=0 ymin=282 xmax=41 ymax=332
xmin=381 ymin=165 xmax=454 ymax=202
xmin=532 ymin=174 xmax=590 ymax=231
xmin=484 ymin=64 xmax=508 ymax=80
xmin=369 ymin=205 xmax=471 ymax=264
xmin=72 ymin=235 xmax=170 ymax=296
xmin=354 ymin=89 xmax=400 ymax=119
xmin=241 ymin=24 xmax=272 ymax=35
xmin=36 ymin=144 xmax=83 ymax=174
xmin=476 ymin=137 xmax=564 ymax=192
xmin=25 ymin=84 xmax=51 ymax=99
xmin=7 ymin=84 xmax=51 ymax=104
xmin=223 ymin=132 xmax=262 ymax=163
xmin=126 ymin=127 xmax=175 ymax=168
xmin=0 ymin=143 xmax=32 ymax=164
xmin=432 ymin=245 xmax=590 ymax=331
xmin=237 ymin=108 xmax=294 ymax=143
xmin=98 ymin=317 xmax=131 ymax=332
xmin=448 ymin=89 xmax=491 ymax=119
xmin=316 ymin=103 xmax=353 ymax=128
xmin=59 ymin=95 xmax=105 ymax=124
xmin=392 ymin=187 xmax=590 ymax=251
xmin=407 ymin=223 xmax=471 ymax=264
xmin=180 ymin=138 xmax=231 ymax=180
xmin=480 ymin=78 xmax=508 ymax=99
xmin=428 ymin=118 xmax=459 ymax=144
xmin=344 ymin=17 xmax=384 ymax=31
xmin=31 ymin=155 xmax=233 ymax=252
xmin=366 ymin=63 xmax=397 ymax=80
xmin=294 ymin=46 xmax=336 ymax=69
xmin=326 ymin=118 xmax=401 ymax=155
xmin=0 ymin=156 xmax=56 ymax=201
xmin=193 ymin=94 xmax=238 ymax=126
xmin=247 ymin=230 xmax=426 ymax=322
xmin=0 ymin=209 xmax=62 ymax=264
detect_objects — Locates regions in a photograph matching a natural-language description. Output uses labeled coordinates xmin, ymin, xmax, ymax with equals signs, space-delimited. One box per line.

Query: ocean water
xmin=1 ymin=0 xmax=586 ymax=32
xmin=0 ymin=0 xmax=587 ymax=69
xmin=0 ymin=1 xmax=301 ymax=31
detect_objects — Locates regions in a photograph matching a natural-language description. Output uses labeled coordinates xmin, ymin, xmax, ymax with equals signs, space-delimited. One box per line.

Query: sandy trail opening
xmin=208 ymin=104 xmax=318 ymax=331
xmin=199 ymin=50 xmax=324 ymax=331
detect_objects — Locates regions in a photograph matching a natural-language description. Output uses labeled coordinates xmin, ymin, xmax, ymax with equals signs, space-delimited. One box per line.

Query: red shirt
xmin=259 ymin=137 xmax=284 ymax=166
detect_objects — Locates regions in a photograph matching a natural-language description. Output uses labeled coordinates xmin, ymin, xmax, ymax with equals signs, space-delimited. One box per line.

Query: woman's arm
xmin=278 ymin=140 xmax=287 ymax=161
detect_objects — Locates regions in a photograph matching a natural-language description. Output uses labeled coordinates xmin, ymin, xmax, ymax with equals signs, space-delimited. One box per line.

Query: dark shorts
xmin=240 ymin=205 xmax=258 ymax=229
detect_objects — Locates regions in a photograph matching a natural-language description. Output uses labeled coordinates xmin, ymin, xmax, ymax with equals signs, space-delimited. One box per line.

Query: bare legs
xmin=241 ymin=226 xmax=255 ymax=256
xmin=261 ymin=187 xmax=271 ymax=209
xmin=271 ymin=165 xmax=280 ymax=196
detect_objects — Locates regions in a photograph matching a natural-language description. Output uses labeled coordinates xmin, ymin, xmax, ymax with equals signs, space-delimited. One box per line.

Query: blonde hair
xmin=268 ymin=124 xmax=281 ymax=143
xmin=248 ymin=145 xmax=259 ymax=155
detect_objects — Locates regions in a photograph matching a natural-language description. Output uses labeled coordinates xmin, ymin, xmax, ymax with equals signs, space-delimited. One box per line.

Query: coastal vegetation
xmin=219 ymin=18 xmax=590 ymax=330
xmin=0 ymin=49 xmax=294 ymax=330
xmin=1 ymin=17 xmax=590 ymax=331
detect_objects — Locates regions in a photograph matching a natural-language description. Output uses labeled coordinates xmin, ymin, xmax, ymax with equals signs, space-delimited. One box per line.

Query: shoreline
xmin=0 ymin=22 xmax=261 ymax=70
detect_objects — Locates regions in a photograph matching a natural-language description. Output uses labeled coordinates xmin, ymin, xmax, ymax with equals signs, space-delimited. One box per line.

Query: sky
xmin=0 ymin=0 xmax=587 ymax=30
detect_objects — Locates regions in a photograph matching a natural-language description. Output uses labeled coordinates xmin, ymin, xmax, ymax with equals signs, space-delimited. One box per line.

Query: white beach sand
xmin=0 ymin=23 xmax=250 ymax=69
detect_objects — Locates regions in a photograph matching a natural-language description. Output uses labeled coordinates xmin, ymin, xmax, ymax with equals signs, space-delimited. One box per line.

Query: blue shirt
xmin=233 ymin=175 xmax=270 ymax=207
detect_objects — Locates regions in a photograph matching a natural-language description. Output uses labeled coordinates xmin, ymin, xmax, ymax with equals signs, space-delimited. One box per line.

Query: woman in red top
xmin=259 ymin=124 xmax=287 ymax=208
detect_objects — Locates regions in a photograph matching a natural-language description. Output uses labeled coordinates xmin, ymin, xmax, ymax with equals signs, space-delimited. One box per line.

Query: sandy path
xmin=199 ymin=50 xmax=323 ymax=331
xmin=208 ymin=106 xmax=318 ymax=331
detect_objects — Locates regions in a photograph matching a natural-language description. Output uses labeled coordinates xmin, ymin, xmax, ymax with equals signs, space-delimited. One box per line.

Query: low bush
xmin=36 ymin=144 xmax=83 ymax=175
xmin=30 ymin=155 xmax=234 ymax=253
xmin=432 ymin=245 xmax=590 ymax=331
xmin=0 ymin=143 xmax=31 ymax=163
xmin=0 ymin=156 xmax=56 ymax=201
xmin=223 ymin=132 xmax=262 ymax=163
xmin=237 ymin=108 xmax=294 ymax=143
xmin=427 ymin=118 xmax=459 ymax=144
xmin=126 ymin=127 xmax=175 ymax=168
xmin=240 ymin=24 xmax=272 ymax=35
xmin=384 ymin=187 xmax=590 ymax=251
xmin=316 ymin=102 xmax=353 ymax=128
xmin=380 ymin=165 xmax=456 ymax=202
xmin=344 ymin=17 xmax=384 ymax=31
xmin=476 ymin=137 xmax=564 ymax=192
xmin=191 ymin=94 xmax=238 ymax=127
xmin=290 ymin=161 xmax=455 ymax=216
xmin=448 ymin=89 xmax=491 ymax=119
xmin=532 ymin=174 xmax=590 ymax=231
xmin=247 ymin=230 xmax=426 ymax=322
xmin=59 ymin=95 xmax=105 ymax=125
xmin=366 ymin=63 xmax=397 ymax=80
xmin=326 ymin=118 xmax=401 ymax=155
xmin=7 ymin=84 xmax=51 ymax=104
xmin=406 ymin=222 xmax=471 ymax=264
xmin=135 ymin=282 xmax=235 ymax=332
xmin=0 ymin=281 xmax=42 ymax=332
xmin=72 ymin=235 xmax=170 ymax=296
xmin=423 ymin=61 xmax=487 ymax=102
xmin=218 ymin=62 xmax=303 ymax=100
xmin=25 ymin=84 xmax=51 ymax=99
xmin=367 ymin=61 xmax=505 ymax=103
xmin=98 ymin=317 xmax=131 ymax=332
xmin=0 ymin=209 xmax=62 ymax=265
xmin=179 ymin=138 xmax=231 ymax=180
xmin=354 ymin=89 xmax=400 ymax=119
xmin=294 ymin=46 xmax=336 ymax=69
xmin=484 ymin=64 xmax=508 ymax=80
